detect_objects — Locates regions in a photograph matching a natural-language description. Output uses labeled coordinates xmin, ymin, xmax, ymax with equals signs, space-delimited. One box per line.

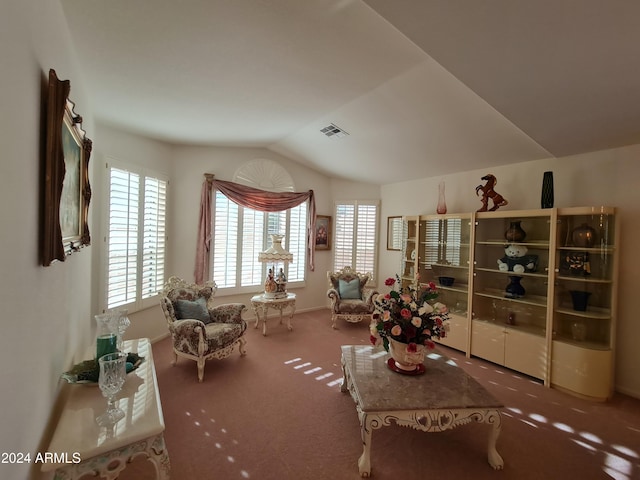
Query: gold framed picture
xmin=315 ymin=215 xmax=331 ymax=250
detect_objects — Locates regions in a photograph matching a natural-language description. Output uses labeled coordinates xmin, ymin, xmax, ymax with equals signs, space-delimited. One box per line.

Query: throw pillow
xmin=339 ymin=278 xmax=361 ymax=300
xmin=174 ymin=297 xmax=211 ymax=323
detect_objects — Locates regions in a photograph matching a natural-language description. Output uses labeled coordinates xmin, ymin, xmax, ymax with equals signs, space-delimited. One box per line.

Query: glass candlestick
xmin=96 ymin=351 xmax=127 ymax=426
xmin=116 ymin=309 xmax=131 ymax=351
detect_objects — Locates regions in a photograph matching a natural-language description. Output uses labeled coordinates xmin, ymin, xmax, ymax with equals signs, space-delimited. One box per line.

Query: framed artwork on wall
xmin=42 ymin=69 xmax=92 ymax=266
xmin=315 ymin=215 xmax=331 ymax=250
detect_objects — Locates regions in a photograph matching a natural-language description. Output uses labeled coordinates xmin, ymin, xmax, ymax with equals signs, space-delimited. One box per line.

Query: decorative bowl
xmin=438 ymin=276 xmax=455 ymax=287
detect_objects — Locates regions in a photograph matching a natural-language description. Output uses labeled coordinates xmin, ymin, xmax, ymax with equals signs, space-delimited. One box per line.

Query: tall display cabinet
xmin=399 ymin=207 xmax=618 ymax=401
xmin=470 ymin=210 xmax=554 ymax=382
xmin=550 ymin=207 xmax=618 ymax=400
xmin=417 ymin=214 xmax=473 ymax=352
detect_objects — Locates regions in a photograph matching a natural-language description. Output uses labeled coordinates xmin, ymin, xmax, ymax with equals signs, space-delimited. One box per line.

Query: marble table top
xmin=340 ymin=345 xmax=503 ymax=412
xmin=42 ymin=338 xmax=165 ymax=471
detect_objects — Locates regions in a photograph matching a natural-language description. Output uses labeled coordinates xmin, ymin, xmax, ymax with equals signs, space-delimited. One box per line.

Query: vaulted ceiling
xmin=60 ymin=0 xmax=640 ymax=185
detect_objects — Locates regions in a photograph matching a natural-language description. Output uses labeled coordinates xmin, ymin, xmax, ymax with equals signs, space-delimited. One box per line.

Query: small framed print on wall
xmin=315 ymin=215 xmax=331 ymax=250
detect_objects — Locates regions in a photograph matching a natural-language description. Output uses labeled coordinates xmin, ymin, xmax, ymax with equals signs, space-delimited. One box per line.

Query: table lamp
xmin=258 ymin=234 xmax=293 ymax=298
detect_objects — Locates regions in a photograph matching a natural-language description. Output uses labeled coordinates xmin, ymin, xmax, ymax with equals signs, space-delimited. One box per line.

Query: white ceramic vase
xmin=388 ymin=338 xmax=427 ymax=372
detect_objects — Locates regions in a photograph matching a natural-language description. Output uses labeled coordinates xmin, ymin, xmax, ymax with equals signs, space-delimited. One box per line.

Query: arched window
xmin=211 ymin=160 xmax=307 ymax=293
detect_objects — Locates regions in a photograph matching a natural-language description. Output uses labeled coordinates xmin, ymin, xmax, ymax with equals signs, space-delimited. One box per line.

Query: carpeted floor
xmin=120 ymin=309 xmax=640 ymax=480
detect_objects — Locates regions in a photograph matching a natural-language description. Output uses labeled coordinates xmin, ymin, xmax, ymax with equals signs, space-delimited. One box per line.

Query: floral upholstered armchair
xmin=327 ymin=266 xmax=378 ymax=329
xmin=160 ymin=276 xmax=247 ymax=382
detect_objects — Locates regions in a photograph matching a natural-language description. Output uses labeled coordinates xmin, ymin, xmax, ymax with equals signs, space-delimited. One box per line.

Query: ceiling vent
xmin=320 ymin=123 xmax=349 ymax=139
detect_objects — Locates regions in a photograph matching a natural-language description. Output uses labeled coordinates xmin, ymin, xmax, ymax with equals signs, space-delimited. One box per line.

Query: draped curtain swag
xmin=195 ymin=175 xmax=316 ymax=284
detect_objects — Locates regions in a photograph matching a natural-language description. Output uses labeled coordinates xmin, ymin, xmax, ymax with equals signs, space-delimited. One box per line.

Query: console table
xmin=250 ymin=293 xmax=296 ymax=336
xmin=42 ymin=338 xmax=170 ymax=480
xmin=341 ymin=345 xmax=503 ymax=477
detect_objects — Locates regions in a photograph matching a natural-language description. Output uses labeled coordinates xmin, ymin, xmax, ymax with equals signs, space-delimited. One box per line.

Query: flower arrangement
xmin=370 ymin=275 xmax=450 ymax=352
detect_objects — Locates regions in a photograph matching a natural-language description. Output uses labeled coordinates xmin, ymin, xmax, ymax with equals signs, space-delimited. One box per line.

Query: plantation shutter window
xmin=106 ymin=164 xmax=167 ymax=311
xmin=333 ymin=201 xmax=379 ymax=280
xmin=212 ymin=192 xmax=308 ymax=293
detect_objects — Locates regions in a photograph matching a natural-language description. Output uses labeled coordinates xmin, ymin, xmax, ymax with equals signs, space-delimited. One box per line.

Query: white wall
xmin=379 ymin=147 xmax=640 ymax=398
xmin=0 ymin=1 xmax=95 ymax=479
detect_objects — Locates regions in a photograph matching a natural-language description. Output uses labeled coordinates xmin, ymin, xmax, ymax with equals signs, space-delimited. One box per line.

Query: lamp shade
xmin=258 ymin=234 xmax=293 ymax=264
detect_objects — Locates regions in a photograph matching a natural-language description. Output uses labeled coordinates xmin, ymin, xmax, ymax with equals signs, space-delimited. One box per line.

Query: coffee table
xmin=340 ymin=345 xmax=504 ymax=477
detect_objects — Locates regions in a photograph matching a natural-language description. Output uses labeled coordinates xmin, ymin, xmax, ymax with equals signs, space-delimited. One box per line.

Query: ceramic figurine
xmin=475 ymin=174 xmax=509 ymax=212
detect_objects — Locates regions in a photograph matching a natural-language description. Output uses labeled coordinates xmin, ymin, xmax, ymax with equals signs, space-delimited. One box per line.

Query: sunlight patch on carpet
xmin=553 ymin=422 xmax=574 ymax=433
xmin=520 ymin=419 xmax=539 ymax=428
xmin=327 ymin=378 xmax=343 ymax=387
xmin=603 ymin=467 xmax=631 ymax=480
xmin=612 ymin=444 xmax=639 ymax=458
xmin=580 ymin=431 xmax=602 ymax=444
xmin=184 ymin=410 xmax=252 ymax=479
xmin=604 ymin=452 xmax=633 ymax=478
xmin=283 ymin=356 xmax=344 ymax=389
xmin=572 ymin=439 xmax=597 ymax=451
xmin=529 ymin=413 xmax=547 ymax=423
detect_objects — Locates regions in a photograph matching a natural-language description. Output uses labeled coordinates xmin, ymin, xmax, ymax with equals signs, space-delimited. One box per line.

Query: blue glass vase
xmin=505 ymin=276 xmax=525 ymax=299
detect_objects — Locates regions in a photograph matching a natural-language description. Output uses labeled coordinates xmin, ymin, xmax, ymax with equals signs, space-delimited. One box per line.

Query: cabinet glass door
xmin=419 ymin=215 xmax=471 ymax=316
xmin=553 ymin=207 xmax=616 ymax=350
xmin=472 ymin=211 xmax=551 ymax=338
xmin=400 ymin=216 xmax=418 ymax=287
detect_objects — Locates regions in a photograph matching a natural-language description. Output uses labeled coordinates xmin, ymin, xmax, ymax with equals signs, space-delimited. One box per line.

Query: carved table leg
xmin=340 ymin=356 xmax=348 ymax=393
xmin=486 ymin=409 xmax=504 ymax=469
xmin=286 ymin=302 xmax=295 ymax=331
xmin=251 ymin=303 xmax=261 ymax=330
xmin=357 ymin=412 xmax=374 ymax=477
xmin=260 ymin=306 xmax=268 ymax=336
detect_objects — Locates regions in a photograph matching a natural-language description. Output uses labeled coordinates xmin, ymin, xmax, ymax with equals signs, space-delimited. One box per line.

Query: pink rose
xmin=391 ymin=325 xmax=402 ymax=336
xmin=385 ymin=277 xmax=395 ymax=286
xmin=400 ymin=308 xmax=412 ymax=319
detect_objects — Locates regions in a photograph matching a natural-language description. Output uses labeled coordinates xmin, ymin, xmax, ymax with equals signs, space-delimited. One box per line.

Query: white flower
xmin=411 ymin=316 xmax=422 ymax=328
xmin=433 ymin=302 xmax=448 ymax=314
xmin=419 ymin=302 xmax=434 ymax=316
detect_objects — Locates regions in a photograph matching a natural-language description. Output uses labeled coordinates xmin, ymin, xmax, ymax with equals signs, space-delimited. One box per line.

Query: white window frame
xmin=333 ymin=200 xmax=380 ymax=283
xmin=211 ymin=190 xmax=307 ymax=296
xmin=102 ymin=159 xmax=168 ymax=313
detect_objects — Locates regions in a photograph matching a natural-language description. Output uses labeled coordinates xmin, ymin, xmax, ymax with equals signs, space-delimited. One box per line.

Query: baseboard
xmin=150 ymin=331 xmax=170 ymax=344
xmin=245 ymin=305 xmax=329 ymax=320
xmin=614 ymin=384 xmax=640 ymax=400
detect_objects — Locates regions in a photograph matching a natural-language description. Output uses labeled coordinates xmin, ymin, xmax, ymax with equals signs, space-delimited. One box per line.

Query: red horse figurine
xmin=476 ymin=174 xmax=508 ymax=212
